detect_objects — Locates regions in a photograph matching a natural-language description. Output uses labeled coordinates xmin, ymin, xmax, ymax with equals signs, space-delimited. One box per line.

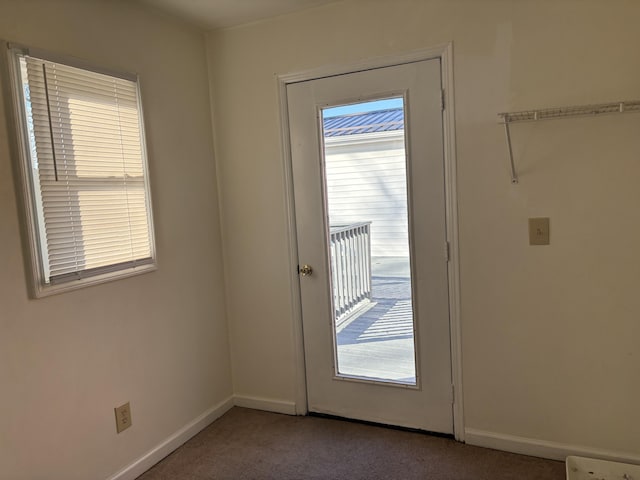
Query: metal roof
xmin=323 ymin=108 xmax=404 ymax=137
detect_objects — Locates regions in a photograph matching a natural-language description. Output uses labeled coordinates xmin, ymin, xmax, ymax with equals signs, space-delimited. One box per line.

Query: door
xmin=287 ymin=59 xmax=452 ymax=433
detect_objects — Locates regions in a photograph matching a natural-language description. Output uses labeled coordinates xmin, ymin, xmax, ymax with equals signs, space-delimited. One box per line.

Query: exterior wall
xmin=325 ymin=131 xmax=409 ymax=258
xmin=0 ymin=2 xmax=232 ymax=479
xmin=207 ymin=0 xmax=640 ymax=458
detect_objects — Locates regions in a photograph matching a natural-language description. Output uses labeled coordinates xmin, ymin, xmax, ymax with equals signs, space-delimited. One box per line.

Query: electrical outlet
xmin=528 ymin=217 xmax=550 ymax=245
xmin=114 ymin=402 xmax=132 ymax=433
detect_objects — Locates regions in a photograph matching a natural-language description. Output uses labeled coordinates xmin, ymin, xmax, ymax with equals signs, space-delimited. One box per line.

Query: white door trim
xmin=276 ymin=43 xmax=464 ymax=441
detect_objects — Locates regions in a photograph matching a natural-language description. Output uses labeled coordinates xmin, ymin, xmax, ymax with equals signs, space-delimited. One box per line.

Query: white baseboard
xmin=106 ymin=396 xmax=235 ymax=480
xmin=233 ymin=394 xmax=298 ymax=415
xmin=465 ymin=428 xmax=640 ymax=465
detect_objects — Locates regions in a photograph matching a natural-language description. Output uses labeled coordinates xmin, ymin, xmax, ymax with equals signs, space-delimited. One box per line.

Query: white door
xmin=287 ymin=59 xmax=452 ymax=433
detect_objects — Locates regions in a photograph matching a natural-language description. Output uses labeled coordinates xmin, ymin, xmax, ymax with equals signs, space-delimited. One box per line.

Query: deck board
xmin=336 ymin=275 xmax=416 ymax=384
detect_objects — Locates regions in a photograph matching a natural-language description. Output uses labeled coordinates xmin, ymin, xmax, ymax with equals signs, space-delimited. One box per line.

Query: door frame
xmin=276 ymin=43 xmax=464 ymax=441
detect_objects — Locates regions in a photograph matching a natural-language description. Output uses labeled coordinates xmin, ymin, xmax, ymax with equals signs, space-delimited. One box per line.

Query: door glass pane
xmin=322 ymin=97 xmax=416 ymax=385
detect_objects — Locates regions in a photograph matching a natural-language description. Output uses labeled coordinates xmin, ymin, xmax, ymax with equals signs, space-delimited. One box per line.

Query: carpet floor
xmin=137 ymin=407 xmax=565 ymax=479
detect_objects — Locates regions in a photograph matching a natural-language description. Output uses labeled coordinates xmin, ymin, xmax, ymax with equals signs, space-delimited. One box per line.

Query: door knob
xmin=299 ymin=264 xmax=313 ymax=276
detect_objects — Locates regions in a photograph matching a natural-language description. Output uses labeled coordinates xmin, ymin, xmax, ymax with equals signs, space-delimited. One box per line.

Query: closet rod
xmin=498 ymin=100 xmax=640 ymax=184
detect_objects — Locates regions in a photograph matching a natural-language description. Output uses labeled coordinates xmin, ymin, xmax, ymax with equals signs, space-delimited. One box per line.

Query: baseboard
xmin=106 ymin=396 xmax=235 ymax=480
xmin=465 ymin=428 xmax=640 ymax=465
xmin=233 ymin=394 xmax=298 ymax=415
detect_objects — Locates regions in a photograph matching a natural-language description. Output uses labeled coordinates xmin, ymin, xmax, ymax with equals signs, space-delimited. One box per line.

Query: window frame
xmin=6 ymin=43 xmax=157 ymax=298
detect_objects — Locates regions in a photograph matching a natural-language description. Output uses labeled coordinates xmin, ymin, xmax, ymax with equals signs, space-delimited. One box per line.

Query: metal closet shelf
xmin=498 ymin=100 xmax=640 ymax=184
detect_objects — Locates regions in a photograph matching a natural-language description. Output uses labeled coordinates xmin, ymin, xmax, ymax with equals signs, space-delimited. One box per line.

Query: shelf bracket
xmin=503 ymin=118 xmax=518 ymax=184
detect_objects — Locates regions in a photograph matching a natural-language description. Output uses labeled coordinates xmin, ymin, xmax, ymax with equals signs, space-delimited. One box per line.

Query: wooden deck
xmin=335 ymin=271 xmax=416 ymax=385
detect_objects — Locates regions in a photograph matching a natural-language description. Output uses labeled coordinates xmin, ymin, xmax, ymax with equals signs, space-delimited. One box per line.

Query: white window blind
xmin=10 ymin=48 xmax=156 ymax=294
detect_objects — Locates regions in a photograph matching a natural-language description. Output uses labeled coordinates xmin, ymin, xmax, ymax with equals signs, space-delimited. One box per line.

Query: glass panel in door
xmin=321 ymin=98 xmax=416 ymax=385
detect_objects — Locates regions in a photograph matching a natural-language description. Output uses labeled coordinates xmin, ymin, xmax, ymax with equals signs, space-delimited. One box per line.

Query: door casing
xmin=277 ymin=43 xmax=464 ymax=441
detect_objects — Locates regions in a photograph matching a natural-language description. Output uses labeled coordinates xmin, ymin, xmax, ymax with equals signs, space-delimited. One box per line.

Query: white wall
xmin=0 ymin=2 xmax=232 ymax=479
xmin=207 ymin=0 xmax=640 ymax=458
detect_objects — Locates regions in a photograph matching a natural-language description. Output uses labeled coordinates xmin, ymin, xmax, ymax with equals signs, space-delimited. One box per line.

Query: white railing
xmin=330 ymin=222 xmax=372 ymax=324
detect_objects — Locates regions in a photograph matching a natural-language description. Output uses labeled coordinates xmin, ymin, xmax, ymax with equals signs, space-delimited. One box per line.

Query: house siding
xmin=324 ymin=131 xmax=409 ymax=258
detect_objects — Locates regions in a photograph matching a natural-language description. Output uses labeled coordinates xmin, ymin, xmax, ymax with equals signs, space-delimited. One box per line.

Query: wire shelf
xmin=499 ymin=100 xmax=640 ymax=124
xmin=497 ymin=99 xmax=640 ymax=183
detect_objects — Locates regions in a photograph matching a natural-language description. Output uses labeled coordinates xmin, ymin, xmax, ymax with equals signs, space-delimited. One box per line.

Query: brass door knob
xmin=299 ymin=264 xmax=313 ymax=276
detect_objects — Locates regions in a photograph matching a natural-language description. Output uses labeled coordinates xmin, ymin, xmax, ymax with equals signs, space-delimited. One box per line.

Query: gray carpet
xmin=137 ymin=407 xmax=565 ymax=479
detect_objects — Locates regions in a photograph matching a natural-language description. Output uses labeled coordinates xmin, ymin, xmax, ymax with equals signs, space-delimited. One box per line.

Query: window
xmin=7 ymin=45 xmax=156 ymax=297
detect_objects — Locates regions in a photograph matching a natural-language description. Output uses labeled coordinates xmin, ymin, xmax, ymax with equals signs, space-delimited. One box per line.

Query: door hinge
xmin=451 ymin=384 xmax=455 ymax=404
xmin=441 ymin=89 xmax=446 ymax=111
xmin=445 ymin=241 xmax=450 ymax=262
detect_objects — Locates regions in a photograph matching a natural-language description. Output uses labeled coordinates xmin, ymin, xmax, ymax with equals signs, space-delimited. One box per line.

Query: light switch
xmin=528 ymin=217 xmax=550 ymax=245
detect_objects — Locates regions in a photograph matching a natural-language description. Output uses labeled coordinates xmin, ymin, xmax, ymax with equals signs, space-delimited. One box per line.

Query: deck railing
xmin=329 ymin=222 xmax=372 ymax=323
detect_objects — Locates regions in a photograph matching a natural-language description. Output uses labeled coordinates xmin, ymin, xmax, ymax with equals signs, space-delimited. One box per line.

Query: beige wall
xmin=207 ymin=0 xmax=640 ymax=455
xmin=0 ymin=1 xmax=232 ymax=479
xmin=2 ymin=1 xmax=639 ymax=476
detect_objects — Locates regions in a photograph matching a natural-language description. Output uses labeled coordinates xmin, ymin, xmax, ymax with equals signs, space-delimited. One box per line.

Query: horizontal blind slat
xmin=24 ymin=55 xmax=154 ymax=284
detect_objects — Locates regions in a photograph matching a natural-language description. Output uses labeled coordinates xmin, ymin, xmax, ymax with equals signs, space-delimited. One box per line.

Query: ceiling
xmin=138 ymin=0 xmax=339 ymax=31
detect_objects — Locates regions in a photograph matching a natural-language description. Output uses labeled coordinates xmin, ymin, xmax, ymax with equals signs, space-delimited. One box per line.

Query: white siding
xmin=324 ymin=131 xmax=409 ymax=257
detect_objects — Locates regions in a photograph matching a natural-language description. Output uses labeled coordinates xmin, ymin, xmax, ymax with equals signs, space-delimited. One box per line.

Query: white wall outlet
xmin=114 ymin=402 xmax=132 ymax=433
